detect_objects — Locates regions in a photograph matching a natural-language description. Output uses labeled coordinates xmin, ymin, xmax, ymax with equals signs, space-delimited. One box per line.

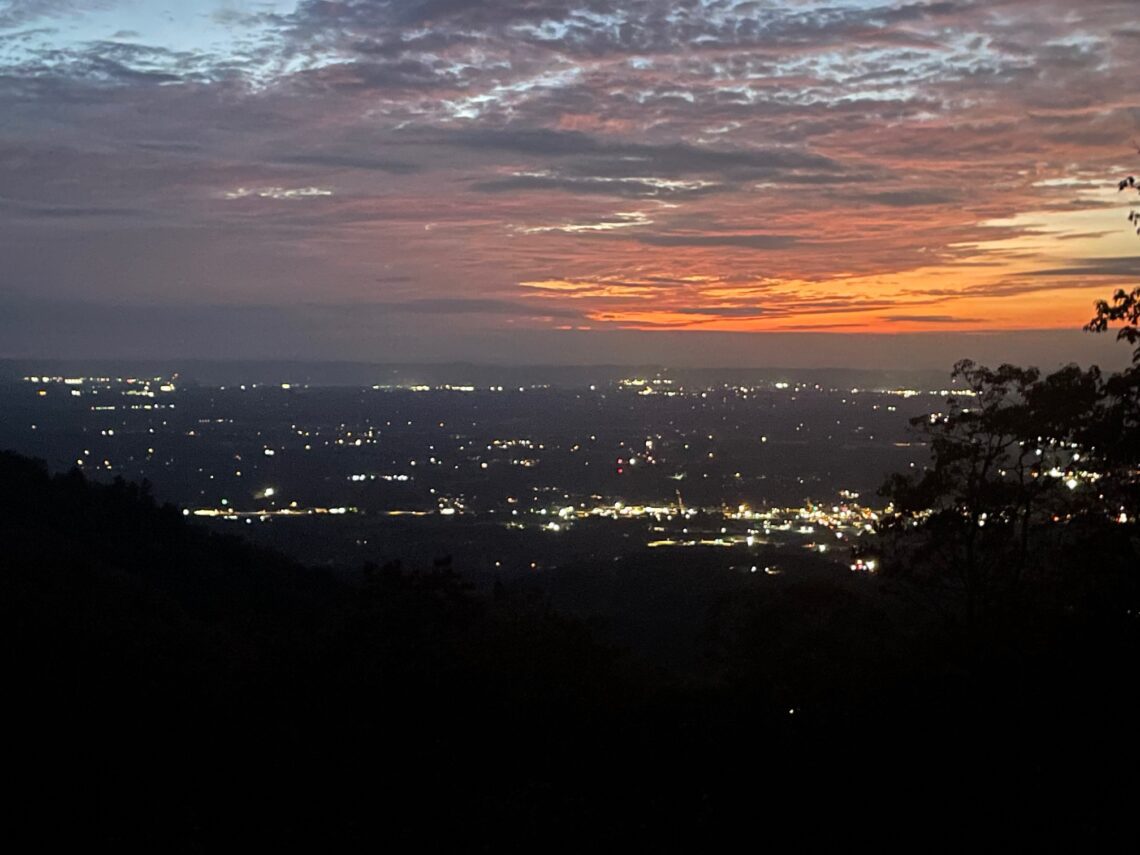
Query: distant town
xmin=1 ymin=367 xmax=969 ymax=573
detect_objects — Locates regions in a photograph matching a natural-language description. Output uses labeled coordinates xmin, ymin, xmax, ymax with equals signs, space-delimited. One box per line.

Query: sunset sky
xmin=2 ymin=0 xmax=1139 ymax=366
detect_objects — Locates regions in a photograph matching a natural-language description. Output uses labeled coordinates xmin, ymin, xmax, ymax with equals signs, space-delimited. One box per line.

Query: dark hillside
xmin=4 ymin=450 xmax=1138 ymax=850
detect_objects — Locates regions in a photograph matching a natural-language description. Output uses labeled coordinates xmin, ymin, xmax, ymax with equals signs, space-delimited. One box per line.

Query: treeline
xmin=874 ymin=358 xmax=1139 ymax=627
xmin=5 ymin=449 xmax=1139 ymax=849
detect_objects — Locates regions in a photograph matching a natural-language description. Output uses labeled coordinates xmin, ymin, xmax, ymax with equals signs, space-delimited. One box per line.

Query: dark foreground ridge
xmin=5 ymin=450 xmax=1138 ymax=850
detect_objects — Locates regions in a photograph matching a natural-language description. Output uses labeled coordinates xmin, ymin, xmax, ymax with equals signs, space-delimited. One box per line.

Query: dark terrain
xmin=6 ymin=449 xmax=1139 ymax=849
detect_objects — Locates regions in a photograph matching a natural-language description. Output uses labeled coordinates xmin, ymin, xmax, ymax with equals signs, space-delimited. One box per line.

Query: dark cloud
xmin=133 ymin=140 xmax=204 ymax=153
xmin=881 ymin=314 xmax=983 ymax=323
xmin=0 ymin=196 xmax=145 ymax=219
xmin=277 ymin=152 xmax=421 ymax=174
xmin=373 ymin=298 xmax=581 ymax=318
xmin=0 ymin=1 xmax=114 ymax=29
xmin=636 ymin=233 xmax=801 ymax=250
xmin=290 ymin=0 xmax=582 ymax=30
xmin=1021 ymin=257 xmax=1140 ymax=278
xmin=442 ymin=128 xmax=847 ymax=182
xmin=669 ymin=306 xmax=767 ymax=318
xmin=471 ymin=173 xmax=724 ymax=198
xmin=292 ymin=58 xmax=472 ymax=93
xmin=858 ymin=189 xmax=962 ymax=207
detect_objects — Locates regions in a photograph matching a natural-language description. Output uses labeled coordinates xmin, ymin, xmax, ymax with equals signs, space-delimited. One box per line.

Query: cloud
xmin=1020 ymin=257 xmax=1140 ymax=278
xmin=880 ymin=314 xmax=983 ymax=323
xmin=370 ymin=298 xmax=583 ymax=319
xmin=669 ymin=306 xmax=768 ymax=318
xmin=3 ymin=0 xmax=1140 ymax=356
xmin=0 ymin=196 xmax=144 ymax=219
xmin=514 ymin=210 xmax=652 ymax=233
xmin=223 ymin=186 xmax=335 ymax=200
xmin=472 ymin=172 xmax=723 ymax=198
xmin=442 ymin=128 xmax=848 ymax=182
xmin=857 ymin=189 xmax=962 ymax=207
xmin=276 ymin=153 xmax=420 ymax=174
xmin=0 ymin=1 xmax=117 ymax=29
xmin=636 ymin=233 xmax=801 ymax=250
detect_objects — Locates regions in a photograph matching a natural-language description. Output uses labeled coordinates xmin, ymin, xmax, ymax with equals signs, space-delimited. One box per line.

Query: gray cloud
xmin=0 ymin=196 xmax=145 ymax=219
xmin=471 ymin=173 xmax=724 ymax=198
xmin=880 ymin=314 xmax=983 ymax=323
xmin=442 ymin=128 xmax=848 ymax=181
xmin=668 ymin=306 xmax=767 ymax=317
xmin=373 ymin=297 xmax=581 ymax=318
xmin=276 ymin=152 xmax=421 ymax=174
xmin=636 ymin=233 xmax=801 ymax=250
xmin=0 ymin=1 xmax=117 ymax=29
xmin=1021 ymin=257 xmax=1140 ymax=278
xmin=858 ymin=189 xmax=962 ymax=207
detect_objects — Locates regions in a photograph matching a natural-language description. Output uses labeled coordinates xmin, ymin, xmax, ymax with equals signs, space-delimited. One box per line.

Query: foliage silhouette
xmin=5 ymin=436 xmax=1140 ymax=848
xmin=1094 ymin=148 xmax=1140 ymax=355
xmin=875 ymin=359 xmax=1131 ymax=626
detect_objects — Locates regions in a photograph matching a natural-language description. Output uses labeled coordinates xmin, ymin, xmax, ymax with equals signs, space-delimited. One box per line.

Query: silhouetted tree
xmin=1079 ymin=153 xmax=1140 ymax=518
xmin=1116 ymin=140 xmax=1139 ymax=227
xmin=1087 ymin=287 xmax=1140 ymax=354
xmin=1095 ymin=146 xmax=1140 ymax=356
xmin=877 ymin=360 xmax=1107 ymax=626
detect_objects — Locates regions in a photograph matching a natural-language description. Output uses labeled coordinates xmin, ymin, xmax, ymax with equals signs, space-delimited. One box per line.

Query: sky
xmin=1 ymin=0 xmax=1139 ymax=368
